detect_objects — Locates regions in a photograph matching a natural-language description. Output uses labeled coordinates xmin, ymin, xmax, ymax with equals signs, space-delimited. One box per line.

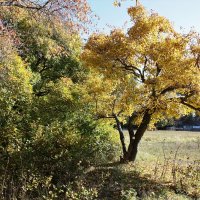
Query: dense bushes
xmin=0 ymin=7 xmax=120 ymax=199
xmin=0 ymin=120 xmax=119 ymax=199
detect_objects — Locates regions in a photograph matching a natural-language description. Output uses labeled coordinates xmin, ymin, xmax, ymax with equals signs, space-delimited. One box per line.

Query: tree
xmin=82 ymin=5 xmax=200 ymax=162
xmin=0 ymin=3 xmax=122 ymax=198
xmin=0 ymin=0 xmax=91 ymax=33
xmin=0 ymin=5 xmax=86 ymax=155
xmin=0 ymin=26 xmax=33 ymax=152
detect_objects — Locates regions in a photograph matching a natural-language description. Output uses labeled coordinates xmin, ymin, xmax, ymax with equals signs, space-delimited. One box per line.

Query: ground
xmin=71 ymin=131 xmax=200 ymax=200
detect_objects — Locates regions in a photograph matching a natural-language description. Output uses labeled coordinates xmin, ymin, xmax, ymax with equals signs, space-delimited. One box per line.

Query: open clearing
xmin=135 ymin=131 xmax=200 ymax=162
xmin=83 ymin=131 xmax=200 ymax=199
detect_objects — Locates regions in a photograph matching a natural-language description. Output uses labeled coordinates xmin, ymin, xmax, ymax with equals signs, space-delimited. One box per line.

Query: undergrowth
xmin=0 ymin=131 xmax=199 ymax=199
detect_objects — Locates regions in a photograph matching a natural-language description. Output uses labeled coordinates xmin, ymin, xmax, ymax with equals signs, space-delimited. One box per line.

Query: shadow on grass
xmin=79 ymin=162 xmax=198 ymax=200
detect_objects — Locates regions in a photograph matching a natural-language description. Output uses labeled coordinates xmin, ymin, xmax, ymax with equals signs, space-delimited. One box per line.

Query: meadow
xmin=74 ymin=131 xmax=200 ymax=200
xmin=136 ymin=130 xmax=200 ymax=162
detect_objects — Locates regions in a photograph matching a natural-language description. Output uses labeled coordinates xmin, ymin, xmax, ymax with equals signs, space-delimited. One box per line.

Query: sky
xmin=87 ymin=0 xmax=200 ymax=34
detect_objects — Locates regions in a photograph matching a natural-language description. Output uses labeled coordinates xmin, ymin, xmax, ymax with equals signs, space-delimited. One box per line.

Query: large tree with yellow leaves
xmin=82 ymin=5 xmax=200 ymax=162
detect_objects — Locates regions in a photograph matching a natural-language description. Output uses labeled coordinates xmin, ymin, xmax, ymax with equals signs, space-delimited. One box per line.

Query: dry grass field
xmin=136 ymin=131 xmax=200 ymax=162
xmin=122 ymin=130 xmax=200 ymax=199
xmin=80 ymin=131 xmax=200 ymax=199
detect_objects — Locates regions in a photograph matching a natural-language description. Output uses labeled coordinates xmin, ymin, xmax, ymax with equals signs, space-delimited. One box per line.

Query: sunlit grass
xmin=136 ymin=131 xmax=200 ymax=162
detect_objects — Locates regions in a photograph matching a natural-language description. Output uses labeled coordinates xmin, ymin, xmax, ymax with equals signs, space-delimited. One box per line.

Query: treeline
xmin=0 ymin=4 xmax=119 ymax=199
xmin=156 ymin=114 xmax=200 ymax=130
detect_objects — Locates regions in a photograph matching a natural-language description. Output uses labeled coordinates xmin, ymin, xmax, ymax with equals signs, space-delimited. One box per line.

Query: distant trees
xmin=155 ymin=114 xmax=200 ymax=130
xmin=82 ymin=5 xmax=200 ymax=162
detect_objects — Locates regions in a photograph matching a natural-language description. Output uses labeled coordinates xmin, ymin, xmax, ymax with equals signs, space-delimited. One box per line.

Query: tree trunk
xmin=126 ymin=115 xmax=135 ymax=157
xmin=126 ymin=110 xmax=152 ymax=162
xmin=113 ymin=114 xmax=127 ymax=159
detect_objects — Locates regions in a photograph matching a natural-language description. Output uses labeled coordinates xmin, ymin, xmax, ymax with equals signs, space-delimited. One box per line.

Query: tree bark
xmin=126 ymin=110 xmax=152 ymax=162
xmin=126 ymin=114 xmax=135 ymax=156
xmin=113 ymin=114 xmax=127 ymax=159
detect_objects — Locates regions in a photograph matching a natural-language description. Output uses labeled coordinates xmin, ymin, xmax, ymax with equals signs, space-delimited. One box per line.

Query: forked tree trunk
xmin=126 ymin=110 xmax=152 ymax=162
xmin=114 ymin=110 xmax=152 ymax=162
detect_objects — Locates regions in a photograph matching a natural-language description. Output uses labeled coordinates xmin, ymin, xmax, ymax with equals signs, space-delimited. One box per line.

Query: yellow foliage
xmin=82 ymin=5 xmax=200 ymax=123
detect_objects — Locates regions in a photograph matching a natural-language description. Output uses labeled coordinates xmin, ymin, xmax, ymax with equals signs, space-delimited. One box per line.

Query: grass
xmin=75 ymin=131 xmax=200 ymax=200
xmin=132 ymin=131 xmax=200 ymax=199
xmin=135 ymin=130 xmax=200 ymax=162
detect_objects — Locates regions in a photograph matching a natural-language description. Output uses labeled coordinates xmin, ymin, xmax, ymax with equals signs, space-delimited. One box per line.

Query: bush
xmin=0 ymin=120 xmax=120 ymax=199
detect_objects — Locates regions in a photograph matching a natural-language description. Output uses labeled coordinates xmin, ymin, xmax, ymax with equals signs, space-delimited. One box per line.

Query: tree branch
xmin=195 ymin=54 xmax=200 ymax=68
xmin=95 ymin=115 xmax=115 ymax=119
xmin=156 ymin=63 xmax=161 ymax=77
xmin=180 ymin=100 xmax=200 ymax=111
xmin=179 ymin=91 xmax=200 ymax=111
xmin=160 ymin=84 xmax=186 ymax=95
xmin=141 ymin=56 xmax=148 ymax=81
xmin=116 ymin=58 xmax=145 ymax=82
xmin=168 ymin=90 xmax=200 ymax=111
xmin=0 ymin=0 xmax=41 ymax=10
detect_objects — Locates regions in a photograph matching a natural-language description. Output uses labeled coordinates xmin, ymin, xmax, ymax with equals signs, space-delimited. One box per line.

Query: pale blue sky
xmin=88 ymin=0 xmax=200 ymax=34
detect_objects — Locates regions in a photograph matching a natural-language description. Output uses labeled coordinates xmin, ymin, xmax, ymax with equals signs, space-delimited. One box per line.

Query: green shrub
xmin=0 ymin=120 xmax=119 ymax=199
